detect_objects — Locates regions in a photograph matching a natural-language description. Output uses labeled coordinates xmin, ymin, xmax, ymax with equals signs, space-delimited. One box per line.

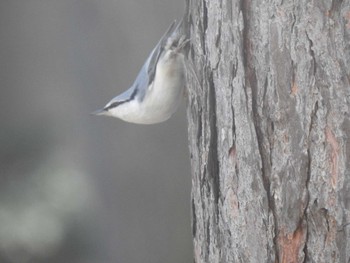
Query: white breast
xmin=110 ymin=51 xmax=185 ymax=124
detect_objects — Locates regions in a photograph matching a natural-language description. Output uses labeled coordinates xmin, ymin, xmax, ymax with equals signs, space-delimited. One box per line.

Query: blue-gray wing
xmin=146 ymin=20 xmax=180 ymax=86
xmin=104 ymin=20 xmax=181 ymax=110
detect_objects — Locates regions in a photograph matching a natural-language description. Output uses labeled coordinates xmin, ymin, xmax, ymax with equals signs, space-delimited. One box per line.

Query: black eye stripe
xmin=104 ymin=87 xmax=138 ymax=111
xmin=104 ymin=101 xmax=123 ymax=110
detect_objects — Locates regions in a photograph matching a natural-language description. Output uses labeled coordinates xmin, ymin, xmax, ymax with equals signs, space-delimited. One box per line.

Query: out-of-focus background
xmin=0 ymin=1 xmax=192 ymax=262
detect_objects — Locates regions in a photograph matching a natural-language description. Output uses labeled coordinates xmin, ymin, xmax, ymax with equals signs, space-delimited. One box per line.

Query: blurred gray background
xmin=0 ymin=1 xmax=192 ymax=262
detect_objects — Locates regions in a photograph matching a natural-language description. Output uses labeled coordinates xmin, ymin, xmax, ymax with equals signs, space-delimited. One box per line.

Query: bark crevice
xmin=187 ymin=0 xmax=349 ymax=261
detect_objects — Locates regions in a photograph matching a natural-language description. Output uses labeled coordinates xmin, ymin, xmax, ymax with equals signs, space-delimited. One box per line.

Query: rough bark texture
xmin=186 ymin=0 xmax=350 ymax=262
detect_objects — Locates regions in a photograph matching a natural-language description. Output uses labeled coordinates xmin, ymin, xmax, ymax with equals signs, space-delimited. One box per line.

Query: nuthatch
xmin=93 ymin=20 xmax=187 ymax=124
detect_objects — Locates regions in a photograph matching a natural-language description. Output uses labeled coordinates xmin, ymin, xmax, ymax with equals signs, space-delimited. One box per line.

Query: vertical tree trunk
xmin=186 ymin=0 xmax=350 ymax=262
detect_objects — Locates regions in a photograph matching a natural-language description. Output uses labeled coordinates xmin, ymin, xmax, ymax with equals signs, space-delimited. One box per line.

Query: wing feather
xmin=103 ymin=20 xmax=182 ymax=110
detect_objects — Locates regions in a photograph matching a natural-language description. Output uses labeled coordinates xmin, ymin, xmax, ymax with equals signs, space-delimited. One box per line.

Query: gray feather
xmin=103 ymin=19 xmax=184 ymax=110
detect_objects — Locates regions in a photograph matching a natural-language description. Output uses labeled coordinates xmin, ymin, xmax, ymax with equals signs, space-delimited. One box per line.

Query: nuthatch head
xmin=93 ymin=20 xmax=188 ymax=124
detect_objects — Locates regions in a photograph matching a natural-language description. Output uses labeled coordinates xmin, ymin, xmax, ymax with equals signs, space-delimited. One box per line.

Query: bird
xmin=92 ymin=20 xmax=188 ymax=124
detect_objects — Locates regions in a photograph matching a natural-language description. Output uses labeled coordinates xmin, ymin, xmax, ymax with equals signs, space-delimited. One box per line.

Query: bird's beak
xmin=91 ymin=109 xmax=107 ymax=116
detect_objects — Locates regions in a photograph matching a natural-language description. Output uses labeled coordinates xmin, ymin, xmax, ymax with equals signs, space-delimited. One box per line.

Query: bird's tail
xmin=164 ymin=18 xmax=189 ymax=53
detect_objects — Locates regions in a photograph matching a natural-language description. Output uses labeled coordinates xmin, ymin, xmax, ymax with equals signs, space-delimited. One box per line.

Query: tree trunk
xmin=186 ymin=0 xmax=350 ymax=262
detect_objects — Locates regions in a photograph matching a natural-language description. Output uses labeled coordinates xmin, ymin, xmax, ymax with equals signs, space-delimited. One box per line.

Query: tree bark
xmin=186 ymin=0 xmax=350 ymax=262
